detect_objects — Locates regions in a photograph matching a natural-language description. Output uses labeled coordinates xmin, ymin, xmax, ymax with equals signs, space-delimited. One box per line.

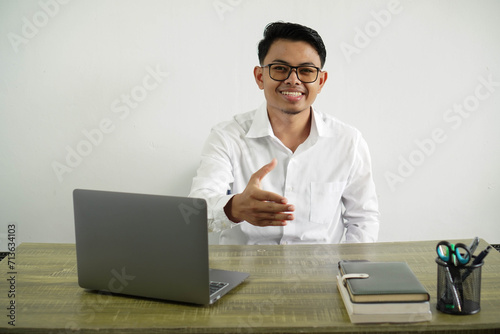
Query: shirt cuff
xmin=207 ymin=194 xmax=241 ymax=233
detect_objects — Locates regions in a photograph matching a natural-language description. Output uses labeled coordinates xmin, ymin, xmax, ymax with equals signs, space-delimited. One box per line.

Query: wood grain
xmin=0 ymin=240 xmax=499 ymax=333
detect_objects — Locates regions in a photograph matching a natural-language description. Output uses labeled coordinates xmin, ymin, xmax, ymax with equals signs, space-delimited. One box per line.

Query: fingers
xmin=230 ymin=189 xmax=294 ymax=227
xmin=228 ymin=158 xmax=296 ymax=227
xmin=252 ymin=201 xmax=295 ymax=220
xmin=247 ymin=207 xmax=295 ymax=227
xmin=255 ymin=188 xmax=288 ymax=204
xmin=238 ymin=190 xmax=295 ymax=227
xmin=252 ymin=211 xmax=295 ymax=227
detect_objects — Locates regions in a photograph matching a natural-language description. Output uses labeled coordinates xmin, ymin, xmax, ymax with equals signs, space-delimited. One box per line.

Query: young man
xmin=189 ymin=22 xmax=379 ymax=245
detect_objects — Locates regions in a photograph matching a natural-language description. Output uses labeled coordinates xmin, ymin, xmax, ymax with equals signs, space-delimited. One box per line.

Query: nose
xmin=284 ymin=68 xmax=301 ymax=84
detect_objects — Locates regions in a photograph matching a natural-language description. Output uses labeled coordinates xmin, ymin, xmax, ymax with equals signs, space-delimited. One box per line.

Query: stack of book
xmin=337 ymin=261 xmax=432 ymax=324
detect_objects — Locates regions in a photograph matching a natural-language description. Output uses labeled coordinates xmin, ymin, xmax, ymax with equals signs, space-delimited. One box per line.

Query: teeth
xmin=281 ymin=91 xmax=303 ymax=97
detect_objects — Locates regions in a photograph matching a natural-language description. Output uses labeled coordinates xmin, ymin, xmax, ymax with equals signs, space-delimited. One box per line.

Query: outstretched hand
xmin=225 ymin=159 xmax=295 ymax=226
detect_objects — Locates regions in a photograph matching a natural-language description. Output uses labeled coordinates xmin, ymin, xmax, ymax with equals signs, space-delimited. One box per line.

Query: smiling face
xmin=254 ymin=39 xmax=328 ymax=117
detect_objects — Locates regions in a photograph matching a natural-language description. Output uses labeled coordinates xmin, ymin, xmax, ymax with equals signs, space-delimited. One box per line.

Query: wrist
xmin=224 ymin=195 xmax=242 ymax=223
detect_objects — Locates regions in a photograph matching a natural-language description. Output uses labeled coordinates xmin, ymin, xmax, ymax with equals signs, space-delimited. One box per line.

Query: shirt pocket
xmin=310 ymin=181 xmax=346 ymax=225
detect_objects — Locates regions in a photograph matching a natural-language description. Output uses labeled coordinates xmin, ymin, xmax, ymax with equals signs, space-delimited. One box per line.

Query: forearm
xmin=189 ymin=186 xmax=236 ymax=233
xmin=342 ymin=135 xmax=380 ymax=243
xmin=189 ymin=128 xmax=238 ymax=232
xmin=342 ymin=175 xmax=380 ymax=243
xmin=343 ymin=212 xmax=380 ymax=243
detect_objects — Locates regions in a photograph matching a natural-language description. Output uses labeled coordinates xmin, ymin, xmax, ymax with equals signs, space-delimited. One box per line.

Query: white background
xmin=1 ymin=0 xmax=499 ymax=248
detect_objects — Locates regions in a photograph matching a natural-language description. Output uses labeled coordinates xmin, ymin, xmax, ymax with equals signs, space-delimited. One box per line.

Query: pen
xmin=472 ymin=246 xmax=492 ymax=265
xmin=462 ymin=245 xmax=491 ymax=282
xmin=468 ymin=237 xmax=480 ymax=255
xmin=444 ymin=266 xmax=462 ymax=312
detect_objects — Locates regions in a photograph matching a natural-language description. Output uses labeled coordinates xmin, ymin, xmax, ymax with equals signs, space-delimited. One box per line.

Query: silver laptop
xmin=73 ymin=189 xmax=249 ymax=305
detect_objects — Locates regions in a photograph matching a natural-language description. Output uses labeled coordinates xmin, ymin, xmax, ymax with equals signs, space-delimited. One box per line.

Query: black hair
xmin=257 ymin=21 xmax=327 ymax=68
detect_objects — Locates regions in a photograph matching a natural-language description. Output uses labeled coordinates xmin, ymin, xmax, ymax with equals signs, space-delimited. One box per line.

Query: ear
xmin=316 ymin=71 xmax=328 ymax=93
xmin=254 ymin=66 xmax=264 ymax=90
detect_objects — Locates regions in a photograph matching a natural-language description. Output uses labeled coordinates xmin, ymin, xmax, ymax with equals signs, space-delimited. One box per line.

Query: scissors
xmin=436 ymin=241 xmax=471 ymax=266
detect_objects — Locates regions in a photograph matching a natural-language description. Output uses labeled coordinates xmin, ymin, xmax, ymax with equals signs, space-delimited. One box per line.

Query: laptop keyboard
xmin=210 ymin=281 xmax=229 ymax=296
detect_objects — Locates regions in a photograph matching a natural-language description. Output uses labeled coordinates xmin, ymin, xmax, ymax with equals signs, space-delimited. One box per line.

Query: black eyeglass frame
xmin=262 ymin=63 xmax=322 ymax=83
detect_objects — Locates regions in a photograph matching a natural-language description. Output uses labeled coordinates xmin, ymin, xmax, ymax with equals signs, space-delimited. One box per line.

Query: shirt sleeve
xmin=188 ymin=127 xmax=239 ymax=233
xmin=341 ymin=134 xmax=380 ymax=243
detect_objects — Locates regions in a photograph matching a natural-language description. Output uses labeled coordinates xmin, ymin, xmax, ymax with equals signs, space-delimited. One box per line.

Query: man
xmin=189 ymin=22 xmax=379 ymax=245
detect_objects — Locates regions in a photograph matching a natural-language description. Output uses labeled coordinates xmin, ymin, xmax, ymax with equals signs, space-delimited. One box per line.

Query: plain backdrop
xmin=1 ymin=0 xmax=499 ymax=248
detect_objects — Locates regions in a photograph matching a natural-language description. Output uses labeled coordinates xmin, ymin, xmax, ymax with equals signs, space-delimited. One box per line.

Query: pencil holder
xmin=436 ymin=257 xmax=483 ymax=315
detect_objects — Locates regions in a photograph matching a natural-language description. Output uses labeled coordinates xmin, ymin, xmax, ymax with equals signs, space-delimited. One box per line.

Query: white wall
xmin=1 ymin=0 xmax=499 ymax=248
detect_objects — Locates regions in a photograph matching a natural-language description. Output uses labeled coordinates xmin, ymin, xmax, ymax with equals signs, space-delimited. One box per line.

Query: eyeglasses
xmin=263 ymin=63 xmax=321 ymax=83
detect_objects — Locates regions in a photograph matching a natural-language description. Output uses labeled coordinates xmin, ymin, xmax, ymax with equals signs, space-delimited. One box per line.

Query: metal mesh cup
xmin=436 ymin=257 xmax=483 ymax=315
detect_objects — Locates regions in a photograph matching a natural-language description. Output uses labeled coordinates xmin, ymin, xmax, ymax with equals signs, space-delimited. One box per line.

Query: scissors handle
xmin=437 ymin=241 xmax=453 ymax=262
xmin=454 ymin=243 xmax=471 ymax=264
xmin=436 ymin=241 xmax=471 ymax=266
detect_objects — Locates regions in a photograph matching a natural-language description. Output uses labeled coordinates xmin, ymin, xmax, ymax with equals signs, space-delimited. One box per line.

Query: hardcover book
xmin=338 ymin=261 xmax=430 ymax=303
xmin=336 ymin=275 xmax=432 ymax=324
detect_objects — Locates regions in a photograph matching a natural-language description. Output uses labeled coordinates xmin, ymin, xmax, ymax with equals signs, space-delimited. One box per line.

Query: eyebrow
xmin=270 ymin=59 xmax=318 ymax=67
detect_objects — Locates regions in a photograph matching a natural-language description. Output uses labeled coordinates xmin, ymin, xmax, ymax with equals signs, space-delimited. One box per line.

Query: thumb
xmin=251 ymin=158 xmax=277 ymax=185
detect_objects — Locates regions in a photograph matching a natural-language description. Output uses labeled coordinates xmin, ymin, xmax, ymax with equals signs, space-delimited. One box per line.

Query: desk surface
xmin=0 ymin=240 xmax=499 ymax=333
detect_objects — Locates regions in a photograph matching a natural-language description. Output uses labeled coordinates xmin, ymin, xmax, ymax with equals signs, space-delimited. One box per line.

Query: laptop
xmin=72 ymin=189 xmax=249 ymax=305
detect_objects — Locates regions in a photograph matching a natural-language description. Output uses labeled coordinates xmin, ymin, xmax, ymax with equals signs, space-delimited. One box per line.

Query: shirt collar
xmin=245 ymin=103 xmax=275 ymax=138
xmin=246 ymin=103 xmax=328 ymax=139
xmin=312 ymin=106 xmax=331 ymax=138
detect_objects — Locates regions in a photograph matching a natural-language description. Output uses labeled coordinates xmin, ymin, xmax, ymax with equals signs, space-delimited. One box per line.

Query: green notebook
xmin=338 ymin=261 xmax=430 ymax=303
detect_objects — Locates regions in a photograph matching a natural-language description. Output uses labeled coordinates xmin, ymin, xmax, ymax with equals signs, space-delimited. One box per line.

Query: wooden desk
xmin=0 ymin=240 xmax=499 ymax=333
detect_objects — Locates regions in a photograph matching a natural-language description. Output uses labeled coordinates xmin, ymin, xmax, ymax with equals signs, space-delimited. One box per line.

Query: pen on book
xmin=472 ymin=246 xmax=492 ymax=265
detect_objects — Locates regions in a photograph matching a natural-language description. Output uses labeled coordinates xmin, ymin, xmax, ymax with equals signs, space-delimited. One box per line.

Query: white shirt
xmin=189 ymin=103 xmax=379 ymax=245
